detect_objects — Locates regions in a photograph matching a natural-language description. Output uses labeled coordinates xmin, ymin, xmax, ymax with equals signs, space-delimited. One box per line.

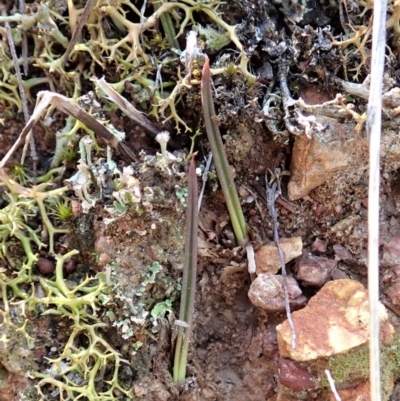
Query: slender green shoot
xmin=201 ymin=56 xmax=248 ymax=246
xmin=154 ymin=0 xmax=180 ymax=50
xmin=173 ymin=157 xmax=198 ymax=386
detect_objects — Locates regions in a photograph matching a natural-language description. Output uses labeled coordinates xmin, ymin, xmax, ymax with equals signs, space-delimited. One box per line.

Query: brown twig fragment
xmin=0 ymin=91 xmax=138 ymax=170
xmin=4 ymin=22 xmax=38 ymax=169
xmin=18 ymin=0 xmax=28 ymax=76
xmin=93 ymin=77 xmax=160 ymax=137
xmin=62 ymin=0 xmax=96 ymax=68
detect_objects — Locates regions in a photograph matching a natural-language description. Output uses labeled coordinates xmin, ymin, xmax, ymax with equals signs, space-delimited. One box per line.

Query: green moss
xmin=316 ymin=337 xmax=400 ymax=400
xmin=324 ymin=344 xmax=370 ymax=386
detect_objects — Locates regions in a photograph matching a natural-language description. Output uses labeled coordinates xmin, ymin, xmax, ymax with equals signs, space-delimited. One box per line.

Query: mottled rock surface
xmin=311 ymin=237 xmax=327 ymax=253
xmin=288 ymin=116 xmax=352 ymax=200
xmin=382 ymin=236 xmax=400 ymax=267
xmin=295 ymin=254 xmax=337 ymax=287
xmin=248 ymin=273 xmax=305 ymax=312
xmin=277 ymin=279 xmax=395 ymax=361
xmin=255 ymin=237 xmax=303 ymax=275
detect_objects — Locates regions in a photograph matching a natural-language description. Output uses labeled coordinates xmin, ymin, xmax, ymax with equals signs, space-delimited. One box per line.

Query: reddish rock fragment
xmin=295 ymin=254 xmax=337 ymax=287
xmin=384 ymin=279 xmax=400 ymax=305
xmin=255 ymin=237 xmax=303 ymax=275
xmin=37 ymin=257 xmax=55 ymax=275
xmin=330 ymin=268 xmax=349 ymax=280
xmin=64 ymin=258 xmax=75 ymax=274
xmin=382 ymin=237 xmax=400 ymax=267
xmin=278 ymin=358 xmax=316 ymax=391
xmin=33 ymin=347 xmax=46 ymax=363
xmin=98 ymin=253 xmax=111 ymax=267
xmin=288 ymin=116 xmax=352 ymax=200
xmin=311 ymin=237 xmax=327 ymax=253
xmin=333 ymin=244 xmax=352 ymax=261
xmin=71 ymin=199 xmax=82 ymax=216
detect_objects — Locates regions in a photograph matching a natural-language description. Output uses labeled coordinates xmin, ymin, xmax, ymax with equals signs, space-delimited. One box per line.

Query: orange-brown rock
xmin=277 ymin=279 xmax=395 ymax=361
xmin=255 ymin=237 xmax=303 ymax=275
xmin=288 ymin=116 xmax=351 ymax=200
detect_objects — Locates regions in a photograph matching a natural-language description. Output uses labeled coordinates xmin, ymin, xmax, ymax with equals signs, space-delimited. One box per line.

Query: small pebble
xmin=64 ymin=258 xmax=76 ymax=274
xmin=278 ymin=358 xmax=315 ymax=391
xmin=37 ymin=257 xmax=55 ymax=275
xmin=311 ymin=237 xmax=327 ymax=253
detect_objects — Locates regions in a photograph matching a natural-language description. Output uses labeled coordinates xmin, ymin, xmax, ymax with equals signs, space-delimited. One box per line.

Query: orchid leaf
xmin=173 ymin=156 xmax=199 ymax=385
xmin=201 ymin=56 xmax=248 ymax=245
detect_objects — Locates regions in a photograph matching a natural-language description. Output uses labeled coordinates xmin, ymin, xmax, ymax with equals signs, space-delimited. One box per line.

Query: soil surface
xmin=1 ymin=0 xmax=400 ymax=401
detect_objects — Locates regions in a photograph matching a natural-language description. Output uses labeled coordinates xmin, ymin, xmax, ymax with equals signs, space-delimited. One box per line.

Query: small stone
xmin=330 ymin=268 xmax=349 ymax=280
xmin=362 ymin=197 xmax=369 ymax=208
xmin=286 ymin=278 xmax=303 ymax=299
xmin=248 ymin=273 xmax=303 ymax=313
xmin=277 ymin=279 xmax=395 ymax=361
xmin=64 ymin=258 xmax=75 ymax=274
xmin=33 ymin=348 xmax=46 ymax=363
xmin=255 ymin=237 xmax=303 ymax=275
xmin=382 ymin=183 xmax=391 ymax=194
xmin=382 ymin=237 xmax=400 ymax=267
xmin=333 ymin=244 xmax=351 ymax=261
xmin=288 ymin=116 xmax=353 ymax=200
xmin=37 ymin=257 xmax=55 ymax=275
xmin=71 ymin=199 xmax=82 ymax=216
xmin=95 ymin=235 xmax=113 ymax=254
xmin=134 ymin=384 xmax=146 ymax=397
xmin=295 ymin=254 xmax=337 ymax=287
xmin=277 ymin=358 xmax=316 ymax=391
xmin=334 ymin=204 xmax=343 ymax=215
xmin=384 ymin=279 xmax=400 ymax=305
xmin=98 ymin=253 xmax=111 ymax=267
xmin=311 ymin=238 xmax=327 ymax=253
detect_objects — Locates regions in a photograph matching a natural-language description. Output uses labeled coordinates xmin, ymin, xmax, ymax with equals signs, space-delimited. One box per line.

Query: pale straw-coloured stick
xmin=367 ymin=0 xmax=387 ymax=400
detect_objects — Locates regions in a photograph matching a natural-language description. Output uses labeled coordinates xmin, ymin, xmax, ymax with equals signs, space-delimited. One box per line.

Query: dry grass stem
xmin=93 ymin=77 xmax=160 ymax=137
xmin=0 ymin=91 xmax=137 ymax=170
xmin=367 ymin=0 xmax=387 ymax=400
xmin=62 ymin=0 xmax=96 ymax=67
xmin=4 ymin=22 xmax=37 ymax=167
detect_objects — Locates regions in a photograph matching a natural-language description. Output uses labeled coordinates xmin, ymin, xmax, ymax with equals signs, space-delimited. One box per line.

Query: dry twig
xmin=4 ymin=22 xmax=38 ymax=168
xmin=93 ymin=77 xmax=160 ymax=137
xmin=62 ymin=0 xmax=96 ymax=67
xmin=367 ymin=0 xmax=387 ymax=400
xmin=0 ymin=91 xmax=137 ymax=170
